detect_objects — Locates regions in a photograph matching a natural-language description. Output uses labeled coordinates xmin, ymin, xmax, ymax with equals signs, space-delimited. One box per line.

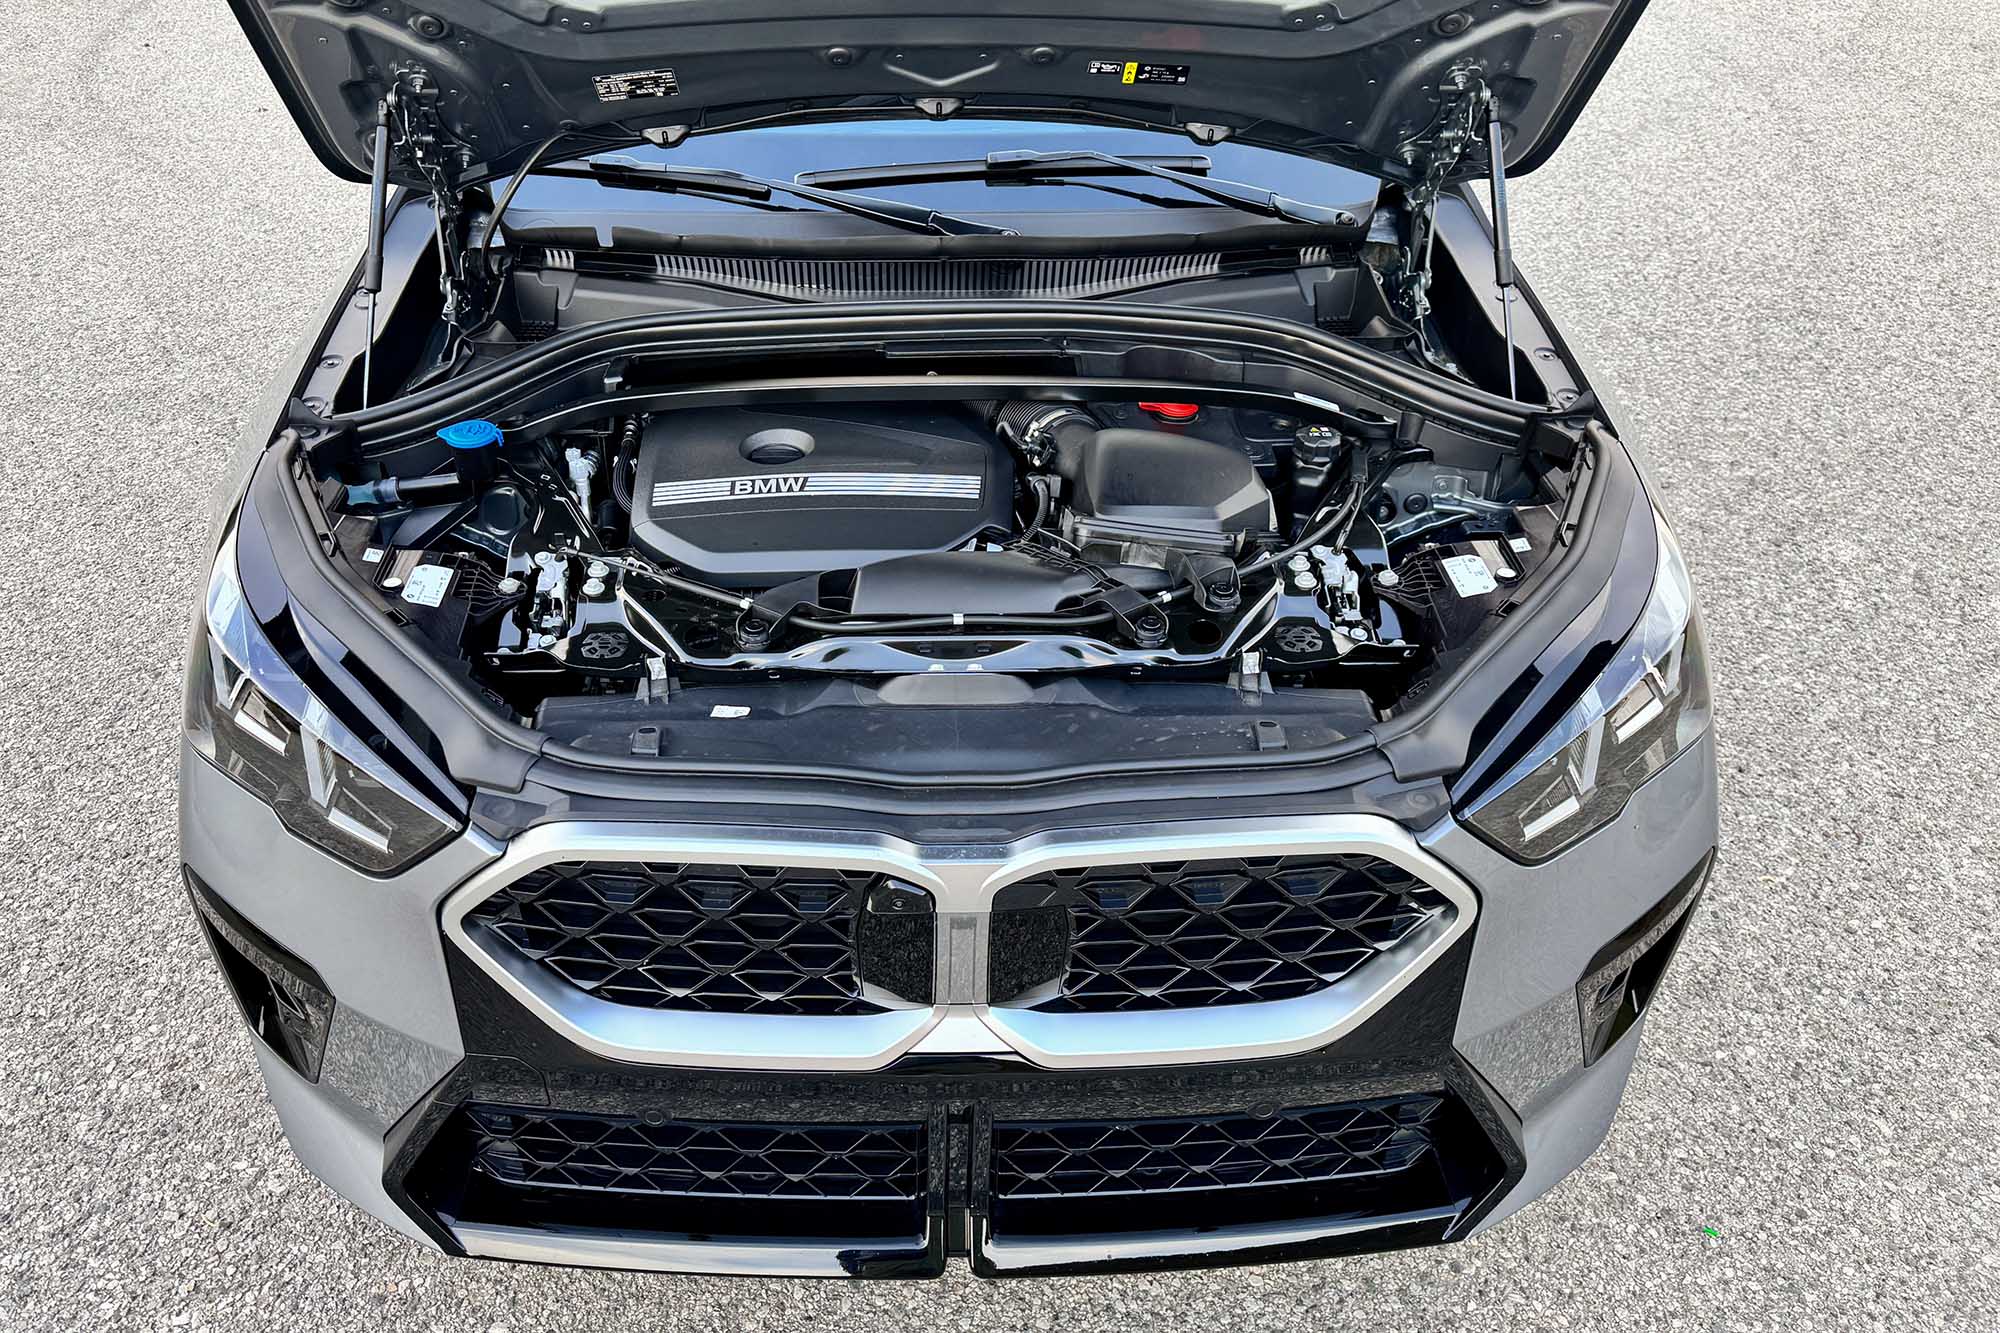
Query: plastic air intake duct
xmin=990 ymin=401 xmax=1276 ymax=554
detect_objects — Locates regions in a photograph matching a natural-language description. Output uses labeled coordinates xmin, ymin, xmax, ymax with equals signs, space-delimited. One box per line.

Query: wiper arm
xmin=579 ymin=156 xmax=1016 ymax=237
xmin=800 ymin=150 xmax=1359 ymax=228
xmin=986 ymin=150 xmax=1359 ymax=227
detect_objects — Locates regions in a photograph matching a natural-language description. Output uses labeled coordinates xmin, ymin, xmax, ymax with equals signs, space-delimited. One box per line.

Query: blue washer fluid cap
xmin=438 ymin=419 xmax=502 ymax=450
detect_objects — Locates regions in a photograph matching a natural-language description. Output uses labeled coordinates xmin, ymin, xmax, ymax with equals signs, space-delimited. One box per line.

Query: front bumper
xmin=179 ymin=727 xmax=1717 ymax=1276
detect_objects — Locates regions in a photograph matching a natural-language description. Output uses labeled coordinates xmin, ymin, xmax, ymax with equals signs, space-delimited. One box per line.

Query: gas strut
xmin=360 ymin=97 xmax=393 ymax=408
xmin=1485 ymin=92 xmax=1518 ymax=400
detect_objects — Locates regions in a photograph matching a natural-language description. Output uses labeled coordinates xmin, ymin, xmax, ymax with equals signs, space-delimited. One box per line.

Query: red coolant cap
xmin=1137 ymin=401 xmax=1201 ymax=421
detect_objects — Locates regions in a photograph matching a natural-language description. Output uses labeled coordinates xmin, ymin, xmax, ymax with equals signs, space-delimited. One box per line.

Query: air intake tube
xmin=987 ymin=401 xmax=1099 ymax=471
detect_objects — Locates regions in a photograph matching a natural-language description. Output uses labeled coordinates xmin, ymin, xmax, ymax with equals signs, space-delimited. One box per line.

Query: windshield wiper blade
xmin=800 ymin=150 xmax=1360 ymax=228
xmin=798 ymin=154 xmax=1216 ymax=189
xmin=580 ymin=156 xmax=1016 ymax=237
xmin=987 ymin=150 xmax=1359 ymax=227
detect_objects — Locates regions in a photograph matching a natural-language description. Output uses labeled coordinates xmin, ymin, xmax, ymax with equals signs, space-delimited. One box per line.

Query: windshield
xmin=500 ymin=118 xmax=1379 ymax=242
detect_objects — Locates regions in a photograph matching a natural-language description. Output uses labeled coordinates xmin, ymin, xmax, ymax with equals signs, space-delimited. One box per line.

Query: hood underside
xmin=228 ymin=0 xmax=1647 ymax=191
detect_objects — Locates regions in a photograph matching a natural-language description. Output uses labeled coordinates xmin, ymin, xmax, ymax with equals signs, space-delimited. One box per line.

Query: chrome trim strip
xmin=454 ymin=1221 xmax=928 ymax=1277
xmin=650 ymin=472 xmax=983 ymax=507
xmin=973 ymin=1202 xmax=1460 ymax=1272
xmin=440 ymin=816 xmax=1478 ymax=1072
xmin=971 ymin=820 xmax=1478 ymax=1070
xmin=440 ymin=826 xmax=951 ymax=1072
xmin=979 ymin=908 xmax=1464 ymax=1069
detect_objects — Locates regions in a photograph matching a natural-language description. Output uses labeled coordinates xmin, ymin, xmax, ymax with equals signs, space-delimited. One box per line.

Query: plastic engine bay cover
xmin=631 ymin=406 xmax=1014 ymax=586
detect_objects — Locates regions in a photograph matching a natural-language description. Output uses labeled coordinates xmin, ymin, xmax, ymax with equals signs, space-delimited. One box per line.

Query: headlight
xmin=186 ymin=527 xmax=458 ymax=873
xmin=1463 ymin=512 xmax=1711 ymax=861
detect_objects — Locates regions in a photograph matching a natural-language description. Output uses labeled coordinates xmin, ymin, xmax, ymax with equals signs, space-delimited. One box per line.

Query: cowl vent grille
xmin=654 ymin=253 xmax=1223 ymax=300
xmin=534 ymin=248 xmax=1228 ymax=301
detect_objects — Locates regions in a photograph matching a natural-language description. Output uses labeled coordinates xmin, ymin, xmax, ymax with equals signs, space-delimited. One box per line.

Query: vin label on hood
xmin=1089 ymin=59 xmax=1190 ymax=86
xmin=593 ymin=67 xmax=680 ymax=103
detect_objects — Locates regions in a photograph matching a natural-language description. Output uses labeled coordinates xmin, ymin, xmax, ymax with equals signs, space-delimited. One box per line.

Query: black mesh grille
xmin=466 ymin=862 xmax=890 ymax=1015
xmin=464 ymin=1105 xmax=925 ymax=1201
xmin=1019 ymin=855 xmax=1451 ymax=1012
xmin=540 ymin=248 xmax=1227 ymax=301
xmin=991 ymin=1094 xmax=1445 ymax=1200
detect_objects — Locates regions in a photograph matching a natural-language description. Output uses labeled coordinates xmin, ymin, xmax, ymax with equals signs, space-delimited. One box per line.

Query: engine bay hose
xmin=989 ymin=401 xmax=1097 ymax=466
xmin=610 ymin=415 xmax=640 ymax=513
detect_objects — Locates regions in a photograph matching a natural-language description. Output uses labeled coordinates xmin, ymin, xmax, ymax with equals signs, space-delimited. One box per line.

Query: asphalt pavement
xmin=1 ymin=1 xmax=1995 ymax=1329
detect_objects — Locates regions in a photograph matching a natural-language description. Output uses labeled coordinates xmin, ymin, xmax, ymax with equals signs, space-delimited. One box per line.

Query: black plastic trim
xmin=333 ymin=303 xmax=1535 ymax=450
xmin=1578 ymin=850 xmax=1714 ymax=1064
xmin=1442 ymin=440 xmax=1658 ymax=807
xmin=184 ymin=868 xmax=336 ymax=1082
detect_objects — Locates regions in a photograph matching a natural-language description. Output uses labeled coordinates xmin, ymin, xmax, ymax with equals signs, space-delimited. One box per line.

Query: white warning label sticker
xmin=400 ymin=563 xmax=455 ymax=607
xmin=1441 ymin=554 xmax=1498 ymax=598
xmin=593 ymin=67 xmax=680 ymax=103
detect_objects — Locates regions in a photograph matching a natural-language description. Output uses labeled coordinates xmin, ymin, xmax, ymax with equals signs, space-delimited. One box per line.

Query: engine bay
xmin=325 ymin=389 xmax=1569 ymax=744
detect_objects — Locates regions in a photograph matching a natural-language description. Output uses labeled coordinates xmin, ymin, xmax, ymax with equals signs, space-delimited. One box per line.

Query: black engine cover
xmin=631 ymin=406 xmax=1014 ymax=586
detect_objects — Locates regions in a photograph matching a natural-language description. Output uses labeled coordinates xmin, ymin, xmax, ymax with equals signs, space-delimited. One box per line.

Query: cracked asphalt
xmin=2 ymin=1 xmax=1996 ymax=1329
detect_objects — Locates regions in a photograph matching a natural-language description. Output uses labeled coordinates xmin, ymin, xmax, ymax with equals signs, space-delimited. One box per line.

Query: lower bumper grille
xmin=406 ymin=1088 xmax=1498 ymax=1275
xmin=990 ymin=1094 xmax=1444 ymax=1200
xmin=465 ymin=1105 xmax=924 ymax=1202
xmin=412 ymin=1104 xmax=932 ymax=1257
xmin=979 ymin=1089 xmax=1500 ymax=1270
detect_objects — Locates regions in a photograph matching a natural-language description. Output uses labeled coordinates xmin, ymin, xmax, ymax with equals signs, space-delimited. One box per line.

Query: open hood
xmin=228 ymin=0 xmax=1647 ymax=192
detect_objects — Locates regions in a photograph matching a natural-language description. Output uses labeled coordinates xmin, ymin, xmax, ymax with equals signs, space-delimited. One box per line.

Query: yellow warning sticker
xmin=1088 ymin=59 xmax=1190 ymax=87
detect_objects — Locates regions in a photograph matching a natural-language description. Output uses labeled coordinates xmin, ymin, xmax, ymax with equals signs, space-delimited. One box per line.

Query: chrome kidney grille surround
xmin=440 ymin=816 xmax=1477 ymax=1072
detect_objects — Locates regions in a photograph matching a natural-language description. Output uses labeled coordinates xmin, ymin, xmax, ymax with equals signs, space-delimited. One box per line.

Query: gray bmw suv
xmin=183 ymin=0 xmax=1715 ymax=1277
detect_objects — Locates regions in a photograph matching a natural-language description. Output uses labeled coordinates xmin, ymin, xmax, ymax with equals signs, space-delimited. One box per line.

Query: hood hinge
xmin=1394 ymin=68 xmax=1492 ymax=328
xmin=380 ymin=72 xmax=485 ymax=341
